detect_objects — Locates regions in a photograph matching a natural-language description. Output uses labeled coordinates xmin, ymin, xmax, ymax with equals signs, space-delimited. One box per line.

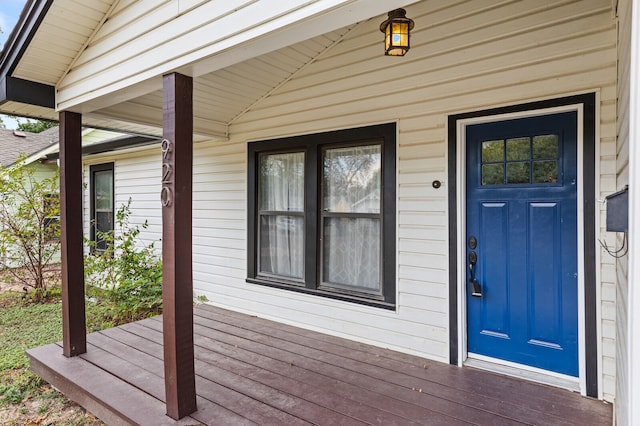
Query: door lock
xmin=468 ymin=250 xmax=482 ymax=297
xmin=468 ymin=236 xmax=478 ymax=250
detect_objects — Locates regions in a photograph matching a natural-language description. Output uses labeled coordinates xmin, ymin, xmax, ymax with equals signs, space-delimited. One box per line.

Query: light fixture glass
xmin=379 ymin=8 xmax=415 ymax=56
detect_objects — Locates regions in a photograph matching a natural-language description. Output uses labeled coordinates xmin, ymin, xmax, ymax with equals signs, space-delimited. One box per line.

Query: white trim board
xmin=466 ymin=354 xmax=580 ymax=392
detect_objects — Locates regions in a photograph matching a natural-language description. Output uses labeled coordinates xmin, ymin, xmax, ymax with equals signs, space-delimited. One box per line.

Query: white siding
xmin=83 ymin=149 xmax=162 ymax=252
xmin=194 ymin=0 xmax=617 ymax=377
xmin=81 ymin=0 xmax=619 ymax=399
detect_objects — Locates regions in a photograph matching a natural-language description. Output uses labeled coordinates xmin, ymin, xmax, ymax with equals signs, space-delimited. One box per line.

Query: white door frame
xmin=453 ymin=103 xmax=592 ymax=395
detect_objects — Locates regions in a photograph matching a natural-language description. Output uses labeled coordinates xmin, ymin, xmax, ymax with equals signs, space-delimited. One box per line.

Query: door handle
xmin=468 ymin=251 xmax=482 ymax=297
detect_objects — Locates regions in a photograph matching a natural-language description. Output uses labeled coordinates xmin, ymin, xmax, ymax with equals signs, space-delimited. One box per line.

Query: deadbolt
xmin=468 ymin=236 xmax=478 ymax=250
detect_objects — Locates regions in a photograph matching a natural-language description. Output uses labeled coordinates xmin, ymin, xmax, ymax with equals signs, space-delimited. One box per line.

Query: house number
xmin=160 ymin=138 xmax=173 ymax=207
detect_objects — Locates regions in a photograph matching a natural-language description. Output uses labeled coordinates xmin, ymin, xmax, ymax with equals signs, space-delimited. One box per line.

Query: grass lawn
xmin=0 ymin=290 xmax=104 ymax=425
xmin=0 ymin=203 xmax=162 ymax=424
xmin=0 ymin=282 xmax=162 ymax=424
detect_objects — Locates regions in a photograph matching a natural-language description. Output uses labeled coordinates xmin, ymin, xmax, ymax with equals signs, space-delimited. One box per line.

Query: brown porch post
xmin=59 ymin=111 xmax=86 ymax=357
xmin=162 ymin=72 xmax=197 ymax=419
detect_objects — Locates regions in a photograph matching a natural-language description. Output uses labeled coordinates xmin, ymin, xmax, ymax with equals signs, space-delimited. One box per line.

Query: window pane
xmin=95 ymin=211 xmax=113 ymax=251
xmin=323 ymin=217 xmax=380 ymax=291
xmin=506 ymin=162 xmax=530 ymax=184
xmin=506 ymin=137 xmax=530 ymax=161
xmin=533 ymin=135 xmax=559 ymax=159
xmin=323 ymin=145 xmax=381 ymax=213
xmin=259 ymin=215 xmax=304 ymax=279
xmin=94 ymin=170 xmax=113 ymax=211
xmin=482 ymin=140 xmax=504 ymax=163
xmin=96 ymin=211 xmax=113 ymax=234
xmin=533 ymin=160 xmax=559 ymax=183
xmin=482 ymin=164 xmax=504 ymax=185
xmin=260 ymin=152 xmax=304 ymax=212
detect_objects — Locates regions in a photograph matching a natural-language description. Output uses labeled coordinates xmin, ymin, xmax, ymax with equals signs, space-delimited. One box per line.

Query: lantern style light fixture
xmin=380 ymin=8 xmax=415 ymax=56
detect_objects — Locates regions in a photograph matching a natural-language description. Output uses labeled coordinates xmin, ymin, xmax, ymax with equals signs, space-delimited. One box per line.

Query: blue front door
xmin=466 ymin=112 xmax=579 ymax=377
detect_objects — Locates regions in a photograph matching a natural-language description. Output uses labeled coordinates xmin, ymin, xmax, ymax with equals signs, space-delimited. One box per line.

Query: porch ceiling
xmin=6 ymin=0 xmax=356 ymax=139
xmin=1 ymin=0 xmax=412 ymax=139
xmin=87 ymin=26 xmax=356 ymax=140
xmin=11 ymin=0 xmax=112 ymax=85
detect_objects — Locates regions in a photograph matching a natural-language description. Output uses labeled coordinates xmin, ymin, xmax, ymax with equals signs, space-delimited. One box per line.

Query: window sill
xmin=246 ymin=277 xmax=395 ymax=310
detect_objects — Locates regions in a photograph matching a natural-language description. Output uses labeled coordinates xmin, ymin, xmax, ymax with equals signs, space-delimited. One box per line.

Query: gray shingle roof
xmin=0 ymin=127 xmax=58 ymax=167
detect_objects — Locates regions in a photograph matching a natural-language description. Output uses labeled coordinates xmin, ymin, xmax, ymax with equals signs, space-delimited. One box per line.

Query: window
xmin=43 ymin=193 xmax=60 ymax=242
xmin=90 ymin=163 xmax=114 ymax=251
xmin=248 ymin=124 xmax=396 ymax=308
xmin=481 ymin=134 xmax=560 ymax=185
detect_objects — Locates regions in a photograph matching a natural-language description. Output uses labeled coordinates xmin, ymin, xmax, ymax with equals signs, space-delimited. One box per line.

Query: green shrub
xmin=0 ymin=156 xmax=60 ymax=302
xmin=84 ymin=199 xmax=162 ymax=325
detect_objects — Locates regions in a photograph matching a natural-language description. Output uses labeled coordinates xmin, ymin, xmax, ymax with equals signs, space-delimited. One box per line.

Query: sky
xmin=0 ymin=0 xmax=29 ymax=130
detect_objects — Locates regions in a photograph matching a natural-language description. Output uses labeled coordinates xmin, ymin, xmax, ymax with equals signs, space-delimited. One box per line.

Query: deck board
xmin=127 ymin=319 xmax=421 ymax=425
xmin=93 ymin=327 xmax=304 ymax=425
xmin=195 ymin=305 xmax=611 ymax=425
xmin=183 ymin=316 xmax=507 ymax=424
xmin=189 ymin=310 xmax=573 ymax=425
xmin=27 ymin=305 xmax=612 ymax=425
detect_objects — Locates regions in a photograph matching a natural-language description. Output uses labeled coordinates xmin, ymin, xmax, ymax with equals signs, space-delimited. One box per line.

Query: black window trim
xmin=247 ymin=123 xmax=396 ymax=309
xmin=43 ymin=192 xmax=60 ymax=243
xmin=89 ymin=162 xmax=114 ymax=252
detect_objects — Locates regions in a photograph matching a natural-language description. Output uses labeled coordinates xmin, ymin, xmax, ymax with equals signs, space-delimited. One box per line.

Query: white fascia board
xmin=628 ymin=1 xmax=640 ymax=424
xmin=56 ymin=0 xmax=422 ymax=113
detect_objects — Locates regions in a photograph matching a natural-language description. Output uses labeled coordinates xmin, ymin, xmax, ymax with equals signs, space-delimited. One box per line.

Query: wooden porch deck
xmin=27 ymin=305 xmax=611 ymax=425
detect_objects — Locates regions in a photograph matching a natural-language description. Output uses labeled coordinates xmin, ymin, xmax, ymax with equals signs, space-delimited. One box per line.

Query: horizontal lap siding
xmin=192 ymin=143 xmax=246 ymax=287
xmin=83 ymin=151 xmax=162 ymax=252
xmin=601 ymin=95 xmax=619 ymax=401
xmin=205 ymin=0 xmax=617 ymax=369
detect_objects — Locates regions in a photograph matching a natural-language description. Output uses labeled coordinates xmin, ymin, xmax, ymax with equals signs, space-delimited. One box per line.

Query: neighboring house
xmin=0 ymin=127 xmax=58 ymax=267
xmin=0 ymin=126 xmax=58 ymax=169
xmin=0 ymin=0 xmax=638 ymax=424
xmin=0 ymin=126 xmax=141 ymax=266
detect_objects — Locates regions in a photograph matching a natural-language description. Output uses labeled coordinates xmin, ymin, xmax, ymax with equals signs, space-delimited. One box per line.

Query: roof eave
xmin=47 ymin=135 xmax=160 ymax=160
xmin=0 ymin=0 xmax=55 ymax=107
xmin=0 ymin=76 xmax=54 ymax=108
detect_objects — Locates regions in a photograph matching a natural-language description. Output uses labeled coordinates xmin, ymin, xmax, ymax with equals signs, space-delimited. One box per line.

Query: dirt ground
xmin=0 ymin=276 xmax=106 ymax=426
xmin=0 ymin=393 xmax=104 ymax=426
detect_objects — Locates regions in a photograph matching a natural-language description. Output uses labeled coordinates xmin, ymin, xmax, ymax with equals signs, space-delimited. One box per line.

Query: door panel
xmin=479 ymin=202 xmax=509 ymax=336
xmin=529 ymin=202 xmax=561 ymax=347
xmin=466 ymin=112 xmax=578 ymax=377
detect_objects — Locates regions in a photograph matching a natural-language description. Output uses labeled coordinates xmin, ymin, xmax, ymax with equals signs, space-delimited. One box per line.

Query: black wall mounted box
xmin=605 ymin=186 xmax=628 ymax=232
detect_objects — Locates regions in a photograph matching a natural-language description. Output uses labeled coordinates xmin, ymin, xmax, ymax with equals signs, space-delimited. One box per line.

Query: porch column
xmin=59 ymin=111 xmax=86 ymax=357
xmin=162 ymin=72 xmax=197 ymax=419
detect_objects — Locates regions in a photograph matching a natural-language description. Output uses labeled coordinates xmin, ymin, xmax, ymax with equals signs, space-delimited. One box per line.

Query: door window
xmin=481 ymin=134 xmax=559 ymax=185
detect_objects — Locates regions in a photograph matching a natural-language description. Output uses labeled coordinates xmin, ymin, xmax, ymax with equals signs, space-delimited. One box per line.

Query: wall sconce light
xmin=380 ymin=8 xmax=414 ymax=56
